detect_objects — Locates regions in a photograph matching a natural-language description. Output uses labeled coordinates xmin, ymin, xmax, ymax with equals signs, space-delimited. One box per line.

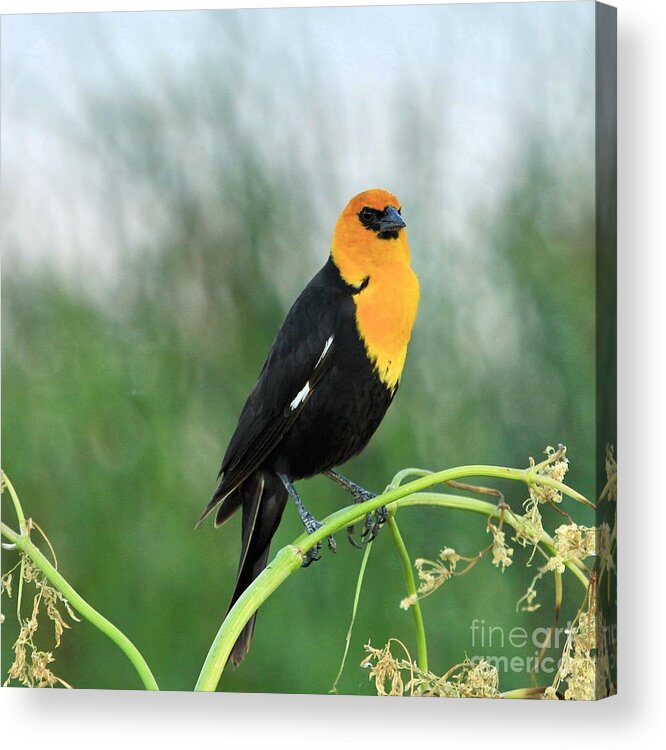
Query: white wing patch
xmin=289 ymin=336 xmax=334 ymax=412
xmin=290 ymin=382 xmax=311 ymax=411
xmin=316 ymin=335 xmax=334 ymax=367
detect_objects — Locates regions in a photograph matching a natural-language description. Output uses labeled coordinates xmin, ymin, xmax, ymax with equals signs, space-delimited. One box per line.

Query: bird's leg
xmin=278 ymin=474 xmax=336 ymax=567
xmin=325 ymin=469 xmax=376 ymax=503
xmin=324 ymin=469 xmax=387 ymax=545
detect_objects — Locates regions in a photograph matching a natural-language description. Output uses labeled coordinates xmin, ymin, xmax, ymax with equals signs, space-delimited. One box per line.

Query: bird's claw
xmin=301 ymin=517 xmax=336 ymax=567
xmin=302 ymin=543 xmax=321 ymax=568
xmin=360 ymin=505 xmax=388 ymax=542
xmin=332 ymin=481 xmax=386 ymax=548
xmin=346 ymin=525 xmax=363 ymax=549
xmin=346 ymin=499 xmax=387 ymax=547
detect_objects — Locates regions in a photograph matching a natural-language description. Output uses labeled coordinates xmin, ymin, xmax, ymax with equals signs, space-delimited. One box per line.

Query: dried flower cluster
xmin=603 ymin=445 xmax=617 ymax=503
xmin=399 ymin=548 xmax=462 ymax=609
xmin=530 ymin=445 xmax=570 ymax=504
xmin=545 ymin=522 xmax=596 ymax=574
xmin=372 ymin=444 xmax=617 ymax=700
xmin=597 ymin=445 xmax=617 ymax=580
xmin=489 ymin=526 xmax=514 ymax=571
xmin=516 ymin=445 xmax=570 ymax=553
xmin=400 ymin=520 xmax=513 ymax=610
xmin=362 ymin=640 xmax=499 ymax=698
xmin=516 ymin=571 xmax=543 ymax=613
xmin=2 ymin=557 xmax=78 ymax=688
xmin=544 ymin=582 xmax=612 ymax=700
xmin=596 ymin=522 xmax=615 ymax=579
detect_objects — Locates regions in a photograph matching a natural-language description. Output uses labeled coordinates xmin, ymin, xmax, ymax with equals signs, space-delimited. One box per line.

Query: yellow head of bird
xmin=331 ymin=188 xmax=411 ymax=287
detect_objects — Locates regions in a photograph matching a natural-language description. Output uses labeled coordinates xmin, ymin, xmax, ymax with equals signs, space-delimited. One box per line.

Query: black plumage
xmin=199 ymin=258 xmax=394 ymax=665
xmin=199 ymin=188 xmax=417 ymax=666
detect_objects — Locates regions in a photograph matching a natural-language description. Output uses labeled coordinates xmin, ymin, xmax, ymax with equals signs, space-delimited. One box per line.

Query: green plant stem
xmin=1 ymin=521 xmax=159 ymax=691
xmin=331 ymin=540 xmax=373 ymax=693
xmin=3 ymin=472 xmax=29 ymax=619
xmin=195 ymin=544 xmax=302 ymax=691
xmin=387 ymin=514 xmax=428 ymax=672
xmin=196 ymin=464 xmax=590 ymax=692
xmin=2 ymin=471 xmax=27 ymax=533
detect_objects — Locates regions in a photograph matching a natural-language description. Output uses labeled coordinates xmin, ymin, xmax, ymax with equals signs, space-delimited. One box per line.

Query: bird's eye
xmin=358 ymin=206 xmax=381 ymax=230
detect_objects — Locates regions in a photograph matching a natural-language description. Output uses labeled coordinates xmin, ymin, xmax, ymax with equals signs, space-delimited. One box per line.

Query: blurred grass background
xmin=2 ymin=4 xmax=597 ymax=694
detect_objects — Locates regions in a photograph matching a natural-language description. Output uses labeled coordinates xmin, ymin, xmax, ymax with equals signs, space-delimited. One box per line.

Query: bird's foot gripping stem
xmin=279 ymin=474 xmax=336 ymax=567
xmin=300 ymin=515 xmax=337 ymax=567
xmin=324 ymin=470 xmax=387 ymax=547
xmin=359 ymin=502 xmax=388 ymax=543
xmin=347 ymin=497 xmax=387 ymax=547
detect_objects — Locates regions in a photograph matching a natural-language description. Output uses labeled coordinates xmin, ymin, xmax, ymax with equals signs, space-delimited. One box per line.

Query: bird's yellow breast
xmin=354 ymin=263 xmax=420 ymax=392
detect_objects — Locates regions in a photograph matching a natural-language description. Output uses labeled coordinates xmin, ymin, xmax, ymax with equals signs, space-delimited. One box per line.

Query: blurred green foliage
xmin=2 ymin=8 xmax=596 ymax=694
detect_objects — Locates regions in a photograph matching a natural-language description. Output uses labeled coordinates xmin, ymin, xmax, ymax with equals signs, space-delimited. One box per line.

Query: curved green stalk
xmin=387 ymin=515 xmax=428 ymax=672
xmin=196 ymin=464 xmax=590 ymax=692
xmin=1 ymin=521 xmax=159 ymax=691
xmin=195 ymin=545 xmax=302 ymax=691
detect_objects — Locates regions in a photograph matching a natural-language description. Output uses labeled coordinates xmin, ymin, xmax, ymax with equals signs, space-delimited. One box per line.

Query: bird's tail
xmin=225 ymin=470 xmax=287 ymax=666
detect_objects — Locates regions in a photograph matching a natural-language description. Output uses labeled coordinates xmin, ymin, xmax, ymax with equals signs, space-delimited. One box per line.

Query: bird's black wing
xmin=198 ymin=262 xmax=353 ymax=526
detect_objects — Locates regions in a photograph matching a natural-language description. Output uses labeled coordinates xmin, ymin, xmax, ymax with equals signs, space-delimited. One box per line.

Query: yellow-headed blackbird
xmin=198 ymin=188 xmax=419 ymax=664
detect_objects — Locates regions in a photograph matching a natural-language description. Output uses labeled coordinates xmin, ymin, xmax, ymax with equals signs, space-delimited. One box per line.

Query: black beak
xmin=378 ymin=206 xmax=406 ymax=233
